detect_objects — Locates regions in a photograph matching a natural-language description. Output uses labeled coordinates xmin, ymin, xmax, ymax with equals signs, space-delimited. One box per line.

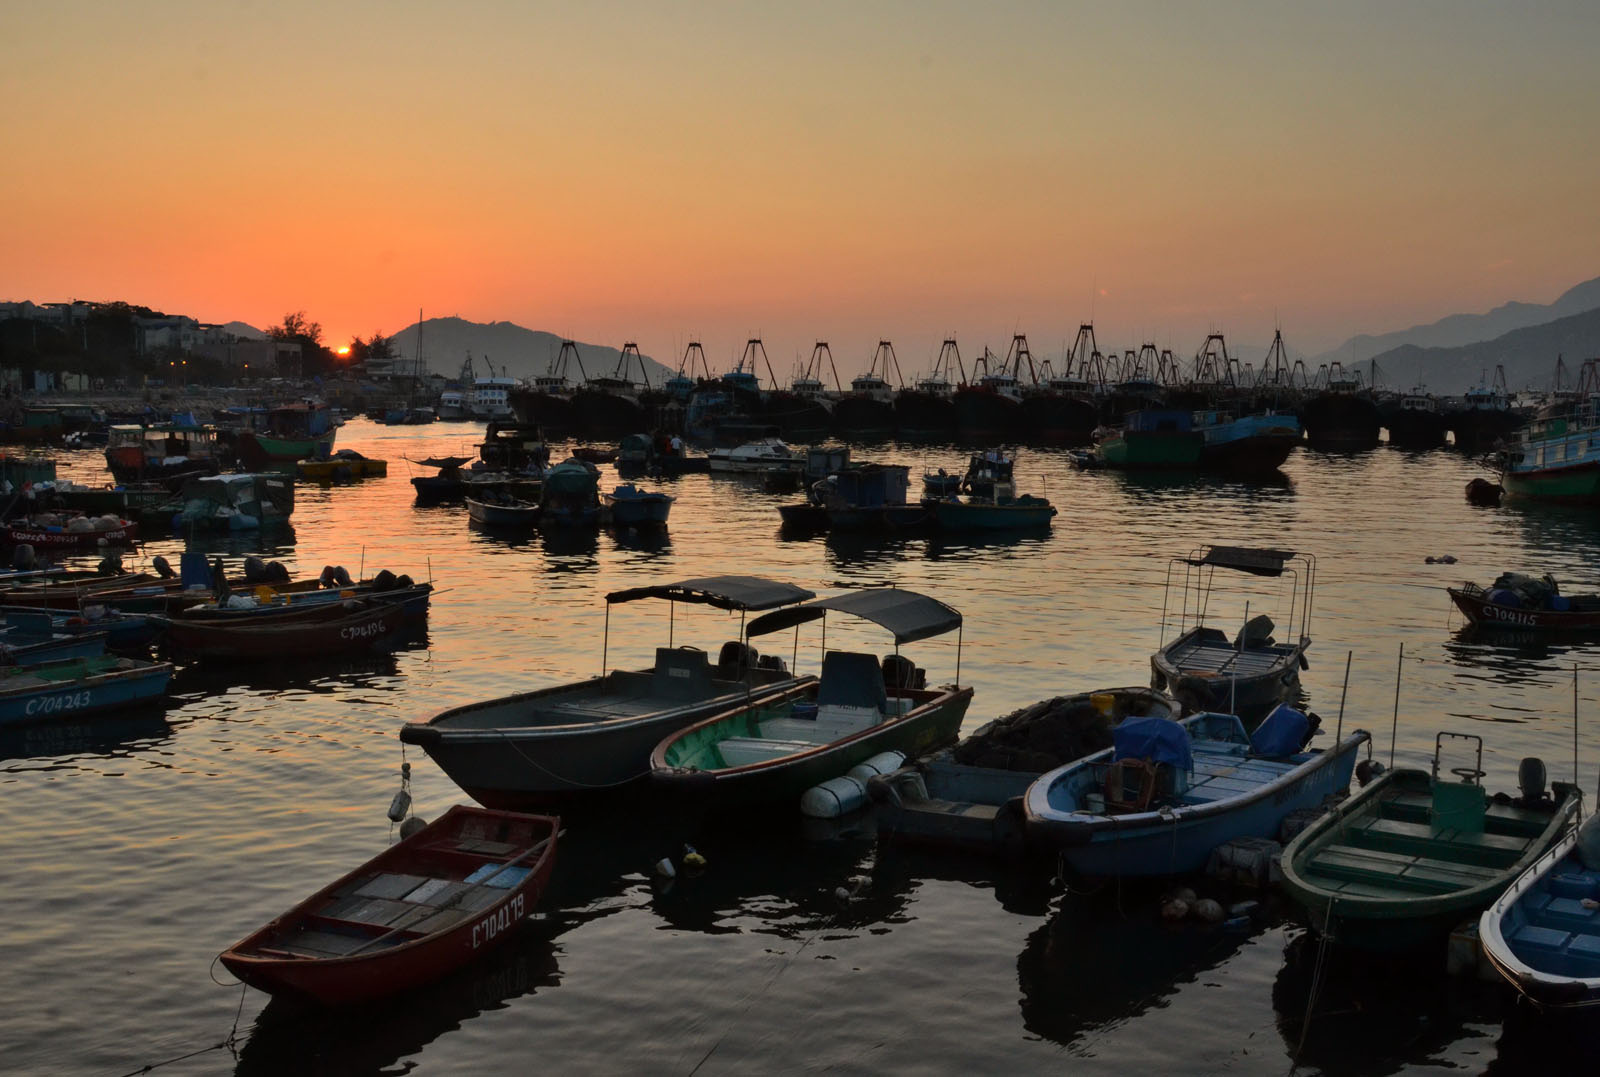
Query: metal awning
xmin=605 ymin=576 xmax=815 ymax=612
xmin=745 ymin=588 xmax=962 ymax=645
xmin=1183 ymin=546 xmax=1298 ymax=577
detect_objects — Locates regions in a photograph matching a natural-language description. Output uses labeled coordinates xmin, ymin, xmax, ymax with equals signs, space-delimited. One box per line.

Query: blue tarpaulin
xmin=1250 ymin=704 xmax=1310 ymax=758
xmin=1112 ymin=716 xmax=1193 ymax=772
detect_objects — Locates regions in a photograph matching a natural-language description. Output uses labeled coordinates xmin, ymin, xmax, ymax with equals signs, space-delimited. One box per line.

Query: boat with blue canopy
xmin=400 ymin=576 xmax=815 ymax=807
xmin=1024 ymin=707 xmax=1369 ymax=877
xmin=650 ymin=588 xmax=972 ymax=810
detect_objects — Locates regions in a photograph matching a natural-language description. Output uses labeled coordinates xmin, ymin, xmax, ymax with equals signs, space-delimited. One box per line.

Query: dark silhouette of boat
xmin=509 ymin=341 xmax=581 ymax=437
xmin=571 ymin=341 xmax=650 ymax=438
xmin=764 ymin=342 xmax=837 ymax=440
xmin=1301 ymin=360 xmax=1381 ymax=448
xmin=830 ymin=340 xmax=901 ymax=441
xmin=894 ymin=338 xmax=961 ymax=441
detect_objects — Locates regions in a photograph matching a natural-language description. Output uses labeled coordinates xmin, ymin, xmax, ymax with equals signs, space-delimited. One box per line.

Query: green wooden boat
xmin=1280 ymin=732 xmax=1579 ymax=952
xmin=650 ymin=588 xmax=973 ymax=810
xmin=1096 ymin=409 xmax=1204 ymax=469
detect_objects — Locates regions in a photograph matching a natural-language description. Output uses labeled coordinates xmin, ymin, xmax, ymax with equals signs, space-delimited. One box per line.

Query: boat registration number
xmin=25 ymin=690 xmax=94 ymax=716
xmin=1483 ymin=605 xmax=1538 ymax=626
xmin=340 ymin=619 xmax=390 ymax=640
xmin=471 ymin=893 xmax=525 ymax=948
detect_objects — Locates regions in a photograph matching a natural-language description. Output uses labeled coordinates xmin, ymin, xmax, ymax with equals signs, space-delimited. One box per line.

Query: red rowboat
xmin=1 ymin=517 xmax=139 ymax=550
xmin=220 ymin=807 xmax=559 ymax=1005
xmin=160 ymin=599 xmax=407 ymax=659
xmin=1448 ymin=584 xmax=1600 ymax=631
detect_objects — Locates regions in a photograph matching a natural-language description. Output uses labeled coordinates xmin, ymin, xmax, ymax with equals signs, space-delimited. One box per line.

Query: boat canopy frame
xmin=1159 ymin=545 xmax=1315 ymax=649
xmin=598 ymin=576 xmax=816 ymax=678
xmin=745 ymin=586 xmax=964 ymax=686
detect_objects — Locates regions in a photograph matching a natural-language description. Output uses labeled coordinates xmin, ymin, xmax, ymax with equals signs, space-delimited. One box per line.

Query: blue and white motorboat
xmin=1480 ymin=815 xmax=1600 ymax=1009
xmin=604 ymin=484 xmax=674 ymax=527
xmin=0 ymin=655 xmax=173 ymax=726
xmin=1193 ymin=410 xmax=1302 ymax=473
xmin=1024 ymin=708 xmax=1370 ymax=877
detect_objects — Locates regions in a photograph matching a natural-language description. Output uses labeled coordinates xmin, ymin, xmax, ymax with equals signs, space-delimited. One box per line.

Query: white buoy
xmin=845 ymin=751 xmax=906 ymax=783
xmin=800 ymin=775 xmax=868 ymax=818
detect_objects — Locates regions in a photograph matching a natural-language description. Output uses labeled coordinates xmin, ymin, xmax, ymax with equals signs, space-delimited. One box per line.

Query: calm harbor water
xmin=7 ymin=420 xmax=1600 ymax=1075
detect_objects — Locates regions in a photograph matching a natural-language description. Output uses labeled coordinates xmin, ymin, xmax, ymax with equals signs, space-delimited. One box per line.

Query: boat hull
xmin=830 ymin=396 xmax=896 ymax=441
xmin=0 ymin=657 xmax=172 ymax=726
xmin=1480 ymin=830 xmax=1600 ymax=1009
xmin=1026 ymin=729 xmax=1368 ymax=877
xmin=1 ymin=520 xmax=140 ymax=550
xmin=1448 ymin=588 xmax=1600 ymax=631
xmin=1501 ymin=461 xmax=1600 ymax=504
xmin=1099 ymin=431 xmax=1204 ymax=469
xmin=163 ymin=602 xmax=409 ymax=661
xmin=1279 ymin=768 xmax=1579 ymax=952
xmin=1020 ymin=394 xmax=1099 ymax=446
xmin=400 ymin=674 xmax=808 ymax=808
xmin=893 ymin=392 xmax=956 ymax=441
xmin=236 ymin=431 xmax=336 ymax=468
xmin=927 ymin=498 xmax=1055 ymax=530
xmin=651 ymin=684 xmax=973 ymax=810
xmin=952 ymin=389 xmax=1020 ymax=443
xmin=219 ymin=807 xmax=558 ymax=1006
xmin=606 ymin=498 xmax=672 ymax=526
xmin=466 ymin=499 xmax=540 ymax=527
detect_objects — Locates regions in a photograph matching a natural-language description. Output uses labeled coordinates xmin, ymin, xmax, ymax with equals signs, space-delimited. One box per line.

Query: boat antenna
xmin=1575 ymin=664 xmax=1583 ymax=819
xmin=1390 ymin=642 xmax=1403 ymax=769
xmin=1335 ymin=650 xmax=1352 ymax=742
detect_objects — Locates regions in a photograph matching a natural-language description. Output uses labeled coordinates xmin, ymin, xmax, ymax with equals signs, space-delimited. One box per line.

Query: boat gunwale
xmin=404 ymin=671 xmax=814 ymax=741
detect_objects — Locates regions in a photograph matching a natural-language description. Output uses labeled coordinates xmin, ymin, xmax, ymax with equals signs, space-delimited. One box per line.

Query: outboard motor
xmin=242 ymin=555 xmax=269 ymax=583
xmin=882 ymin=654 xmax=924 ymax=691
xmin=11 ymin=544 xmax=36 ymax=571
xmin=96 ymin=553 xmax=125 ymax=576
xmin=1517 ymin=757 xmax=1549 ymax=807
xmin=717 ymin=641 xmax=756 ymax=680
xmin=371 ymin=569 xmax=398 ymax=593
xmin=151 ymin=555 xmax=175 ymax=579
xmin=756 ymin=654 xmax=789 ymax=674
xmin=1355 ymin=758 xmax=1386 ymax=787
xmin=211 ymin=557 xmax=230 ymax=604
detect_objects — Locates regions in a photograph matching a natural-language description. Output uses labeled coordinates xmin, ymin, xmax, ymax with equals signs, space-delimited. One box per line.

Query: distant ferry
xmin=469 ymin=376 xmax=517 ymax=421
xmin=437 ymin=389 xmax=469 ymax=421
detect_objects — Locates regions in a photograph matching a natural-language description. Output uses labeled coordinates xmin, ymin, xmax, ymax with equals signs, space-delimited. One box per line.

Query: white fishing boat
xmin=707 ymin=437 xmax=805 ymax=476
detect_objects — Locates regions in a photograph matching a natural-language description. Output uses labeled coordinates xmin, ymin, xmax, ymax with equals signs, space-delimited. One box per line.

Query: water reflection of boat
xmin=235 ymin=931 xmax=561 ymax=1076
xmin=1016 ymin=892 xmax=1260 ymax=1049
xmin=0 ymin=704 xmax=169 ymax=763
xmin=1270 ymin=929 xmax=1505 ymax=1071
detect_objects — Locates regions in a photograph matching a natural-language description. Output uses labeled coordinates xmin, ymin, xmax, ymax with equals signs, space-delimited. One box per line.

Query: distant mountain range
xmin=1319 ymin=275 xmax=1600 ymax=366
xmin=388 ymin=318 xmax=676 ymax=385
xmin=1358 ymin=305 xmax=1600 ymax=393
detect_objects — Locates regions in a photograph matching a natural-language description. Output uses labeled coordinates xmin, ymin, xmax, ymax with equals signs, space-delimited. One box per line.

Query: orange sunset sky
xmin=4 ymin=1 xmax=1597 ymax=370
